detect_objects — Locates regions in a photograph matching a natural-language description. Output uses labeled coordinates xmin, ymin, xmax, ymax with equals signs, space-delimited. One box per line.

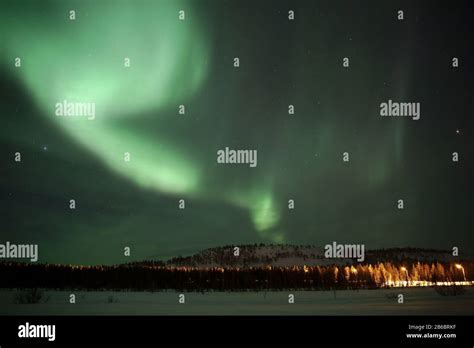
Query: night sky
xmin=1 ymin=0 xmax=472 ymax=264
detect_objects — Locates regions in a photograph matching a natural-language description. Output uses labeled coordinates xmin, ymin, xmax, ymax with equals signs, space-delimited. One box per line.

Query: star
xmin=43 ymin=145 xmax=48 ymax=151
xmin=456 ymin=129 xmax=460 ymax=134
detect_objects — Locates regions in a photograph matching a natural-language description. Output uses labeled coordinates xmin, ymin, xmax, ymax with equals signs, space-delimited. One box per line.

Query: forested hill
xmin=131 ymin=245 xmax=466 ymax=269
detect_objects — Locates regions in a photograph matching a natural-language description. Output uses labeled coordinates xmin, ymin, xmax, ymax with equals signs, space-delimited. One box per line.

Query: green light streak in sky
xmin=3 ymin=2 xmax=207 ymax=194
xmin=1 ymin=0 xmax=282 ymax=236
xmin=226 ymin=187 xmax=283 ymax=242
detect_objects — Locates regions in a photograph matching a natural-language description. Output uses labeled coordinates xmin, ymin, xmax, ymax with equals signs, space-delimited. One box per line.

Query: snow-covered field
xmin=1 ymin=287 xmax=473 ymax=315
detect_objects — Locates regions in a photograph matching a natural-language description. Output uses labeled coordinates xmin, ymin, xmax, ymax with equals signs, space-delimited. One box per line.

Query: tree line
xmin=0 ymin=260 xmax=471 ymax=291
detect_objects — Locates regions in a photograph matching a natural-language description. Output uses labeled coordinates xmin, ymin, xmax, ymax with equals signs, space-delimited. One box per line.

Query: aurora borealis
xmin=0 ymin=0 xmax=472 ymax=264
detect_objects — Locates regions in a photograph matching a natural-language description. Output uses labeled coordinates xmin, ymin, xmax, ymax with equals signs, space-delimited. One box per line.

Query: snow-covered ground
xmin=1 ymin=287 xmax=473 ymax=315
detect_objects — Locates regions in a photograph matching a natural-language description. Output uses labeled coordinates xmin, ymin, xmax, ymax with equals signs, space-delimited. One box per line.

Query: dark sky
xmin=1 ymin=0 xmax=473 ymax=264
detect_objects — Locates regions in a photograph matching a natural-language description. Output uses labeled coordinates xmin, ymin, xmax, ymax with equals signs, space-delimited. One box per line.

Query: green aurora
xmin=0 ymin=0 xmax=472 ymax=264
